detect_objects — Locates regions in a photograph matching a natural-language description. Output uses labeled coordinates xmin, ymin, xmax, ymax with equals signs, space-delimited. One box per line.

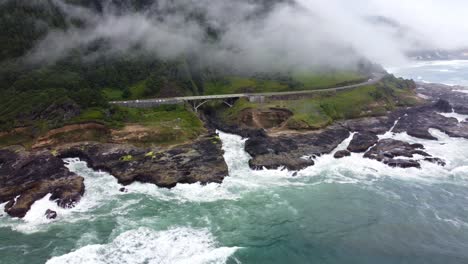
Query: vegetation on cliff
xmin=0 ymin=0 xmax=417 ymax=149
xmin=218 ymin=75 xmax=420 ymax=130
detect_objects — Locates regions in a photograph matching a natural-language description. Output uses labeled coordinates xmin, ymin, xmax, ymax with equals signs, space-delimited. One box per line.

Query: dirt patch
xmin=32 ymin=123 xmax=109 ymax=149
xmin=238 ymin=108 xmax=293 ymax=129
xmin=111 ymin=124 xmax=157 ymax=143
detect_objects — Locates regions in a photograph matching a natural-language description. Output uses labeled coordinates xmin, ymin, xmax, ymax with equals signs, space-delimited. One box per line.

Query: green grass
xmin=115 ymin=104 xmax=205 ymax=145
xmin=220 ymin=75 xmax=419 ymax=130
xmin=204 ymin=71 xmax=366 ymax=95
xmin=102 ymin=88 xmax=124 ymax=101
xmin=0 ymin=130 xmax=35 ymax=149
xmin=129 ymin=81 xmax=147 ymax=99
xmin=74 ymin=108 xmax=106 ymax=121
xmin=293 ymin=71 xmax=365 ymax=88
xmin=205 ymin=77 xmax=288 ymax=95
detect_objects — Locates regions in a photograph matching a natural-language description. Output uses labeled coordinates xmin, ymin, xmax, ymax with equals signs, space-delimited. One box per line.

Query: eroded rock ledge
xmin=0 ymin=148 xmax=84 ymax=218
xmin=245 ymin=125 xmax=350 ymax=171
xmin=0 ymin=133 xmax=228 ymax=218
xmin=244 ymin=96 xmax=468 ymax=171
xmin=57 ymin=133 xmax=228 ymax=188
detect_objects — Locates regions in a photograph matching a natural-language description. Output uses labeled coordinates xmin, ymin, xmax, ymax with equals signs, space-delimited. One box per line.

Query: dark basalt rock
xmin=433 ymin=99 xmax=452 ymax=113
xmin=0 ymin=149 xmax=85 ymax=218
xmin=364 ymin=139 xmax=444 ymax=168
xmin=385 ymin=159 xmax=421 ymax=169
xmin=245 ymin=125 xmax=350 ymax=171
xmin=334 ymin=150 xmax=351 ymax=159
xmin=119 ymin=187 xmax=128 ymax=193
xmin=347 ymin=132 xmax=379 ymax=153
xmin=343 ymin=116 xmax=398 ymax=134
xmin=423 ymin=157 xmax=446 ymax=166
xmin=45 ymin=209 xmax=57 ymax=220
xmin=392 ymin=104 xmax=468 ymax=140
xmin=57 ymin=133 xmax=228 ymax=189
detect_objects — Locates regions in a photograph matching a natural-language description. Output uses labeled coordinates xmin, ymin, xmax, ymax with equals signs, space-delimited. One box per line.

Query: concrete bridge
xmin=110 ymin=73 xmax=386 ymax=111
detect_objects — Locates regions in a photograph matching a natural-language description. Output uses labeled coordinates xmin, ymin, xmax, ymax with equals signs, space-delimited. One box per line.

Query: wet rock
xmin=0 ymin=149 xmax=84 ymax=218
xmin=433 ymin=99 xmax=452 ymax=113
xmin=45 ymin=209 xmax=57 ymax=220
xmin=392 ymin=101 xmax=468 ymax=140
xmin=119 ymin=187 xmax=128 ymax=193
xmin=57 ymin=133 xmax=228 ymax=189
xmin=347 ymin=132 xmax=379 ymax=153
xmin=364 ymin=139 xmax=443 ymax=168
xmin=454 ymin=105 xmax=468 ymax=115
xmin=343 ymin=116 xmax=397 ymax=134
xmin=385 ymin=159 xmax=421 ymax=169
xmin=245 ymin=125 xmax=349 ymax=171
xmin=334 ymin=150 xmax=351 ymax=159
xmin=424 ymin=157 xmax=446 ymax=166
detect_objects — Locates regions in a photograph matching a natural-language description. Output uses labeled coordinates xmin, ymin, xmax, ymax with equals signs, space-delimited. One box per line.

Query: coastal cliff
xmin=2 ymin=77 xmax=468 ymax=219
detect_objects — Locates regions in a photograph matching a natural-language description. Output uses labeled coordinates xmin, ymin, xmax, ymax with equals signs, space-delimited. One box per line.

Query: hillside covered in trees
xmin=0 ymin=0 xmax=392 ymax=147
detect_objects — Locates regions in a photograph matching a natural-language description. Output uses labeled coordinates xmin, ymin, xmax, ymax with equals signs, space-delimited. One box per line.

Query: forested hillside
xmin=0 ymin=0 xmax=383 ymax=144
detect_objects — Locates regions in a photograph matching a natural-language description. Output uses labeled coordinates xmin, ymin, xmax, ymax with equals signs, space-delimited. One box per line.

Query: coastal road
xmin=110 ymin=73 xmax=386 ymax=108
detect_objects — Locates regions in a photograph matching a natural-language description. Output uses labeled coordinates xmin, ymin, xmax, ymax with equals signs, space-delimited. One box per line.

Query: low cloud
xmin=26 ymin=0 xmax=468 ymax=71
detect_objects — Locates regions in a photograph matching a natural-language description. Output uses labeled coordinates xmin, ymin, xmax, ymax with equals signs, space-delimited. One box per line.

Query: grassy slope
xmin=293 ymin=71 xmax=365 ymax=88
xmin=0 ymin=104 xmax=205 ymax=148
xmin=204 ymin=72 xmax=366 ymax=95
xmin=0 ymin=71 xmax=410 ymax=148
xmin=221 ymin=75 xmax=420 ymax=130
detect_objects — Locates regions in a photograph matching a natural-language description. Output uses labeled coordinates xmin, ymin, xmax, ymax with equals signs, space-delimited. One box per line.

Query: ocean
xmin=1 ymin=61 xmax=468 ymax=264
xmin=389 ymin=60 xmax=468 ymax=87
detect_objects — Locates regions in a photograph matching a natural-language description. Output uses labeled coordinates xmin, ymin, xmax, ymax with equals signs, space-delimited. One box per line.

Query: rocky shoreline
xmin=242 ymin=84 xmax=468 ymax=172
xmin=1 ymin=132 xmax=228 ymax=218
xmin=1 ymin=83 xmax=468 ymax=219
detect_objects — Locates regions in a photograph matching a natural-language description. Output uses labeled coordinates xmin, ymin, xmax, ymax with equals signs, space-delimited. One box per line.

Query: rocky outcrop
xmin=334 ymin=150 xmax=351 ymax=159
xmin=245 ymin=125 xmax=350 ymax=170
xmin=241 ymin=98 xmax=461 ymax=170
xmin=57 ymin=133 xmax=228 ymax=188
xmin=392 ymin=100 xmax=468 ymax=140
xmin=238 ymin=108 xmax=293 ymax=129
xmin=363 ymin=139 xmax=444 ymax=168
xmin=45 ymin=209 xmax=57 ymax=220
xmin=347 ymin=132 xmax=379 ymax=153
xmin=343 ymin=116 xmax=397 ymax=134
xmin=0 ymin=148 xmax=84 ymax=218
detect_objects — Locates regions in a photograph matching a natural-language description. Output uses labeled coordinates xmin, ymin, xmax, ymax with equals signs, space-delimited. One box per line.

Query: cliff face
xmin=0 ymin=148 xmax=85 ymax=218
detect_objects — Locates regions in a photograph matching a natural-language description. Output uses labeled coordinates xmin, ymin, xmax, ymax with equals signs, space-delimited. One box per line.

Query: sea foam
xmin=46 ymin=227 xmax=240 ymax=264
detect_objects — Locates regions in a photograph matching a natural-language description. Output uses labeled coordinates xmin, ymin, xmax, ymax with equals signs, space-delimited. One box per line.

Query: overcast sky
xmin=26 ymin=0 xmax=468 ymax=71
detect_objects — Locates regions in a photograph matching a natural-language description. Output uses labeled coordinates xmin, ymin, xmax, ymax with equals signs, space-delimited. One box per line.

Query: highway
xmin=110 ymin=73 xmax=386 ymax=108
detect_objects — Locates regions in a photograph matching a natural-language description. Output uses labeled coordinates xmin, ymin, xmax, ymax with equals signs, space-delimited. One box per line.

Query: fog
xmin=25 ymin=0 xmax=468 ymax=71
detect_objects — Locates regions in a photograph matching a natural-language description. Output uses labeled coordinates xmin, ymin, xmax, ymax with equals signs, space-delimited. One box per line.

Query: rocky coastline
xmin=1 ymin=83 xmax=468 ymax=219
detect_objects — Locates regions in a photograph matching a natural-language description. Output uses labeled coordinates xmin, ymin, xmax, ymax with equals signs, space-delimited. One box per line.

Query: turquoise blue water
xmin=2 ymin=62 xmax=468 ymax=263
xmin=389 ymin=60 xmax=468 ymax=86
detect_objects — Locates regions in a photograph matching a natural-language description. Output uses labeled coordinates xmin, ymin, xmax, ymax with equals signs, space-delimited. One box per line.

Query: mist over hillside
xmin=2 ymin=0 xmax=468 ymax=71
xmin=0 ymin=0 xmax=467 ymax=133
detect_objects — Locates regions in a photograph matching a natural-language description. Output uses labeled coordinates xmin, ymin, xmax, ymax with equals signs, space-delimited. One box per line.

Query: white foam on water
xmin=453 ymin=89 xmax=468 ymax=94
xmin=439 ymin=110 xmax=468 ymax=123
xmin=388 ymin=60 xmax=468 ymax=87
xmin=46 ymin=227 xmax=240 ymax=264
xmin=0 ymin=158 xmax=125 ymax=233
xmin=0 ymin=202 xmax=6 ymax=218
xmin=294 ymin=126 xmax=468 ymax=186
xmin=3 ymin=124 xmax=468 ymax=234
xmin=120 ymin=131 xmax=302 ymax=203
xmin=126 ymin=181 xmax=239 ymax=203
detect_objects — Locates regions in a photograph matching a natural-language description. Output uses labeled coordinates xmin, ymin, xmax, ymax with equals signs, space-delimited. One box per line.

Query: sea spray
xmin=1 ymin=125 xmax=468 ymax=263
xmin=46 ymin=227 xmax=240 ymax=264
